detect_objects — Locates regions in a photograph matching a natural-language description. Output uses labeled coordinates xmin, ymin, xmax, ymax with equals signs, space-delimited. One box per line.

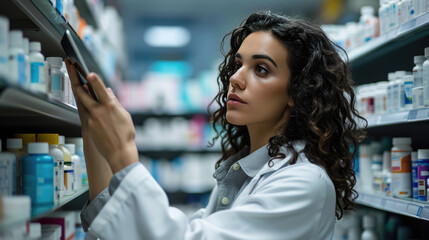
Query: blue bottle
xmin=23 ymin=142 xmax=54 ymax=217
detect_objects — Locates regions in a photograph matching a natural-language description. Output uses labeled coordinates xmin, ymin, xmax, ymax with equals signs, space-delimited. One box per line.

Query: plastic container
xmin=379 ymin=0 xmax=389 ymax=35
xmin=37 ymin=133 xmax=65 ymax=202
xmin=372 ymin=154 xmax=384 ymax=192
xmin=417 ymin=149 xmax=429 ymax=201
xmin=29 ymin=223 xmax=42 ymax=240
xmin=29 ymin=41 xmax=46 ymax=93
xmin=23 ymin=37 xmax=30 ymax=85
xmin=360 ymin=6 xmax=379 ymax=43
xmin=23 ymin=142 xmax=54 ymax=217
xmin=0 ymin=15 xmax=8 ymax=79
xmin=65 ymin=137 xmax=87 ymax=186
xmin=391 ymin=137 xmax=412 ymax=198
xmin=46 ymin=57 xmax=64 ymax=100
xmin=387 ymin=72 xmax=396 ymax=112
xmin=0 ymin=139 xmax=17 ymax=195
xmin=9 ymin=30 xmax=26 ymax=85
xmin=412 ymin=55 xmax=425 ymax=109
xmin=64 ymin=165 xmax=75 ymax=195
xmin=6 ymin=138 xmax=25 ymax=195
xmin=360 ymin=144 xmax=374 ymax=191
xmin=388 ymin=0 xmax=399 ymax=30
xmin=392 ymin=71 xmax=407 ymax=111
xmin=398 ymin=0 xmax=410 ymax=24
xmin=403 ymin=75 xmax=414 ymax=109
xmin=412 ymin=151 xmax=419 ymax=199
xmin=64 ymin=143 xmax=81 ymax=190
xmin=1 ymin=195 xmax=31 ymax=229
xmin=409 ymin=0 xmax=419 ymax=18
xmin=423 ymin=47 xmax=429 ymax=106
xmin=361 ymin=215 xmax=378 ymax=240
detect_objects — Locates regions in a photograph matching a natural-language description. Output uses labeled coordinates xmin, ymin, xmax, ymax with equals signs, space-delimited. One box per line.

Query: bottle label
xmin=31 ymin=62 xmax=45 ymax=84
xmin=392 ymin=150 xmax=411 ymax=197
xmin=417 ymin=159 xmax=429 ymax=201
xmin=404 ymin=81 xmax=413 ymax=105
xmin=17 ymin=53 xmax=26 ymax=85
xmin=51 ymin=74 xmax=62 ymax=98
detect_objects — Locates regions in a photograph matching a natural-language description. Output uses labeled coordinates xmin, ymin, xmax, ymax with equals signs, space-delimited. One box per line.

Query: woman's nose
xmin=229 ymin=67 xmax=246 ymax=90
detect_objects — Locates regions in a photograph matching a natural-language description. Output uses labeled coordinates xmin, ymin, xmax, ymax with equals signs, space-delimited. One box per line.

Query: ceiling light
xmin=144 ymin=26 xmax=191 ymax=47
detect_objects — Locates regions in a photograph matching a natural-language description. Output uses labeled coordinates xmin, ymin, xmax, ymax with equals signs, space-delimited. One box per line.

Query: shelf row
xmin=356 ymin=191 xmax=429 ymax=221
xmin=364 ymin=107 xmax=429 ymax=128
xmin=347 ymin=12 xmax=429 ymax=64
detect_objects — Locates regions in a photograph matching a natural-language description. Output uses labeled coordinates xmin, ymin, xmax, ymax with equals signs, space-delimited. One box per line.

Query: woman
xmin=67 ymin=10 xmax=366 ymax=240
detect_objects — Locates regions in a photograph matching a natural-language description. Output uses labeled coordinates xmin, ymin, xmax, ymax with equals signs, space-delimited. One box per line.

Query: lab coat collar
xmin=238 ymin=144 xmax=271 ymax=178
xmin=213 ymin=146 xmax=249 ymax=180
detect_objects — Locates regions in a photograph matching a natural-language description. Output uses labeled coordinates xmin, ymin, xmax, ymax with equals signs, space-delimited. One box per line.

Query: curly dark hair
xmin=208 ymin=10 xmax=367 ymax=220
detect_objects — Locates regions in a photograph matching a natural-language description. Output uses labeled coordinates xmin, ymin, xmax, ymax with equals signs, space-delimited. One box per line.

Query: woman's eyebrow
xmin=234 ymin=53 xmax=278 ymax=68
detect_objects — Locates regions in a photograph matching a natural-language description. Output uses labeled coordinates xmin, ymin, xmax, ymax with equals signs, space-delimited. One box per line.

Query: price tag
xmin=406 ymin=204 xmax=420 ymax=216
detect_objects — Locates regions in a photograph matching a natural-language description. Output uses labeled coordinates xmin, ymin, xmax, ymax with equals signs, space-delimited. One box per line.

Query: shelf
xmin=1 ymin=0 xmax=109 ymax=83
xmin=364 ymin=107 xmax=429 ymax=128
xmin=356 ymin=191 xmax=429 ymax=221
xmin=348 ymin=12 xmax=429 ymax=64
xmin=0 ymin=79 xmax=80 ymax=129
xmin=74 ymin=0 xmax=99 ymax=29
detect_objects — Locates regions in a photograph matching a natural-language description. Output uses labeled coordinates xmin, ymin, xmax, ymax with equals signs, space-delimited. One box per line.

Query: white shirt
xmin=83 ymin=141 xmax=336 ymax=239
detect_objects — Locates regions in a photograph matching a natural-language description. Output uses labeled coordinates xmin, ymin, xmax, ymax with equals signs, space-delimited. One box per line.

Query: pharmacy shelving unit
xmin=0 ymin=0 xmax=111 ymax=226
xmin=349 ymin=12 xmax=429 ymax=222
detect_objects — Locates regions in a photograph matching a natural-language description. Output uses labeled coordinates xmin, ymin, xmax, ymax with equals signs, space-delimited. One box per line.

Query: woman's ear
xmin=288 ymin=98 xmax=294 ymax=107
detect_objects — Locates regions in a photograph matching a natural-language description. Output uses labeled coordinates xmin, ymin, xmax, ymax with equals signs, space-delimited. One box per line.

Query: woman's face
xmin=226 ymin=31 xmax=292 ymax=129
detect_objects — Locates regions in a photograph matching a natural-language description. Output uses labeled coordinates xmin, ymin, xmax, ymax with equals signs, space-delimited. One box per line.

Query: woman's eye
xmin=234 ymin=62 xmax=242 ymax=71
xmin=255 ymin=65 xmax=269 ymax=75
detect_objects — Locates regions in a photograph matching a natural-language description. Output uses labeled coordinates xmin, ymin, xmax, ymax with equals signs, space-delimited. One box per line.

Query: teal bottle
xmin=23 ymin=142 xmax=54 ymax=217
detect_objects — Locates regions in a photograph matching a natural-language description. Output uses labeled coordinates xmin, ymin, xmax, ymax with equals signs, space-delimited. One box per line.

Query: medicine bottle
xmin=379 ymin=0 xmax=389 ymax=35
xmin=360 ymin=6 xmax=379 ymax=43
xmin=361 ymin=215 xmax=378 ymax=240
xmin=403 ymin=75 xmax=414 ymax=110
xmin=37 ymin=133 xmax=65 ymax=203
xmin=66 ymin=137 xmax=87 ymax=185
xmin=9 ymin=30 xmax=26 ymax=85
xmin=0 ymin=15 xmax=8 ymax=79
xmin=14 ymin=133 xmax=36 ymax=153
xmin=22 ymin=142 xmax=54 ymax=217
xmin=386 ymin=72 xmax=396 ymax=112
xmin=64 ymin=143 xmax=81 ymax=190
xmin=388 ymin=0 xmax=399 ymax=30
xmin=0 ymin=139 xmax=17 ymax=195
xmin=398 ymin=0 xmax=410 ymax=24
xmin=46 ymin=57 xmax=64 ymax=100
xmin=29 ymin=41 xmax=46 ymax=93
xmin=6 ymin=138 xmax=25 ymax=195
xmin=412 ymin=151 xmax=418 ymax=199
xmin=391 ymin=137 xmax=412 ymax=198
xmin=412 ymin=55 xmax=425 ymax=109
xmin=417 ymin=149 xmax=429 ymax=201
xmin=423 ymin=47 xmax=429 ymax=106
xmin=23 ymin=38 xmax=30 ymax=85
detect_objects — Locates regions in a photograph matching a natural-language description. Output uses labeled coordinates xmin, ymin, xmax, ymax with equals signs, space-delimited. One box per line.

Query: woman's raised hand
xmin=65 ymin=60 xmax=138 ymax=173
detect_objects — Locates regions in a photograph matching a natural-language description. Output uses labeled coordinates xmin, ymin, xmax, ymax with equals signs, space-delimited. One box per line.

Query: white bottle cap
xmin=58 ymin=135 xmax=65 ymax=145
xmin=9 ymin=30 xmax=23 ymax=49
xmin=412 ymin=151 xmax=417 ymax=161
xmin=362 ymin=215 xmax=375 ymax=228
xmin=388 ymin=72 xmax=395 ymax=81
xmin=392 ymin=137 xmax=412 ymax=145
xmin=29 ymin=223 xmax=42 ymax=239
xmin=64 ymin=143 xmax=75 ymax=154
xmin=23 ymin=37 xmax=29 ymax=54
xmin=417 ymin=149 xmax=429 ymax=159
xmin=29 ymin=41 xmax=41 ymax=52
xmin=403 ymin=75 xmax=413 ymax=82
xmin=66 ymin=137 xmax=83 ymax=147
xmin=2 ymin=196 xmax=31 ymax=222
xmin=46 ymin=57 xmax=62 ymax=68
xmin=425 ymin=47 xmax=429 ymax=58
xmin=28 ymin=142 xmax=49 ymax=154
xmin=414 ymin=55 xmax=425 ymax=64
xmin=361 ymin=6 xmax=374 ymax=16
xmin=395 ymin=71 xmax=406 ymax=79
xmin=6 ymin=138 xmax=23 ymax=149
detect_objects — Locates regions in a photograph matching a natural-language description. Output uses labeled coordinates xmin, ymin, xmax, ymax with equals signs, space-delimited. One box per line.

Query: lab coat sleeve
xmin=87 ymin=162 xmax=335 ymax=240
xmin=81 ymin=162 xmax=140 ymax=232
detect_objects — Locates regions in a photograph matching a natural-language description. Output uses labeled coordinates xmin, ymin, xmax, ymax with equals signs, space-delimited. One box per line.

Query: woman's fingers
xmin=86 ymin=73 xmax=111 ymax=104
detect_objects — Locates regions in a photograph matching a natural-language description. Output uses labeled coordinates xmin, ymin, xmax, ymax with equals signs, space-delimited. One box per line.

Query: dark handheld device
xmin=61 ymin=29 xmax=99 ymax=101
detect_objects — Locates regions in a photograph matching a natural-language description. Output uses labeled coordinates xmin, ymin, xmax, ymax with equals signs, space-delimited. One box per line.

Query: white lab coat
xmin=86 ymin=144 xmax=336 ymax=240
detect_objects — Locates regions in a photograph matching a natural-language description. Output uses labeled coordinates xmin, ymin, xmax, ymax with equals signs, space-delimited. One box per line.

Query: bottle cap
xmin=66 ymin=137 xmax=83 ymax=147
xmin=29 ymin=223 xmax=42 ymax=239
xmin=425 ymin=47 xmax=429 ymax=58
xmin=23 ymin=38 xmax=29 ymax=54
xmin=46 ymin=57 xmax=62 ymax=68
xmin=59 ymin=135 xmax=65 ymax=145
xmin=362 ymin=215 xmax=375 ymax=228
xmin=28 ymin=142 xmax=49 ymax=154
xmin=392 ymin=137 xmax=411 ymax=145
xmin=414 ymin=55 xmax=425 ymax=64
xmin=418 ymin=149 xmax=429 ymax=159
xmin=37 ymin=133 xmax=59 ymax=145
xmin=14 ymin=133 xmax=36 ymax=145
xmin=29 ymin=41 xmax=41 ymax=52
xmin=9 ymin=30 xmax=23 ymax=49
xmin=403 ymin=75 xmax=413 ymax=82
xmin=361 ymin=6 xmax=374 ymax=16
xmin=6 ymin=138 xmax=23 ymax=149
xmin=394 ymin=71 xmax=406 ymax=78
xmin=64 ymin=143 xmax=75 ymax=154
xmin=388 ymin=72 xmax=395 ymax=81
